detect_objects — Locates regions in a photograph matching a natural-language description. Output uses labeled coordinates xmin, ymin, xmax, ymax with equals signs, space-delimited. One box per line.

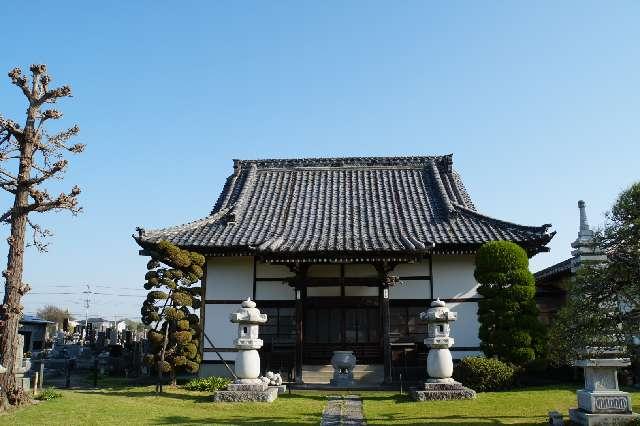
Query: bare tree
xmin=0 ymin=64 xmax=84 ymax=407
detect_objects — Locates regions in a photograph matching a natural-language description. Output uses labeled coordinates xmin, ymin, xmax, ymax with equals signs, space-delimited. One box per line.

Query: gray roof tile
xmin=136 ymin=155 xmax=554 ymax=256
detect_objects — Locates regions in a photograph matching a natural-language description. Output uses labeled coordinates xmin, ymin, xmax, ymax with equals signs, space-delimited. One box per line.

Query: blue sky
xmin=2 ymin=1 xmax=638 ymax=321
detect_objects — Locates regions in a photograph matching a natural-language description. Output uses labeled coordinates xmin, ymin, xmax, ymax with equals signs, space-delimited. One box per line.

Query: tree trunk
xmin=0 ymin=107 xmax=36 ymax=406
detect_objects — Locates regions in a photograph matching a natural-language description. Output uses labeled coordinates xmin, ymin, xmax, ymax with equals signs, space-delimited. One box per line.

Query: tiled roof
xmin=136 ymin=155 xmax=554 ymax=257
xmin=534 ymin=258 xmax=572 ymax=284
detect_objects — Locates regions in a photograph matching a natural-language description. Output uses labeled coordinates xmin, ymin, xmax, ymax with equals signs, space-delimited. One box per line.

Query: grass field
xmin=1 ymin=384 xmax=638 ymax=425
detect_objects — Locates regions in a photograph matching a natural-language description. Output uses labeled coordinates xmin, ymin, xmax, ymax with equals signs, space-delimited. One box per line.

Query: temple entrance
xmin=303 ymin=296 xmax=381 ymax=364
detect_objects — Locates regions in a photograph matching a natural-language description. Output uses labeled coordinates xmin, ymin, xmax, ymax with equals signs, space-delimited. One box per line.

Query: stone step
xmin=302 ymin=364 xmax=383 ymax=384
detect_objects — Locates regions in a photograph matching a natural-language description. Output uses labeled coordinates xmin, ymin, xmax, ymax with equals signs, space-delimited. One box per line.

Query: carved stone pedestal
xmin=569 ymin=359 xmax=640 ymax=425
xmin=213 ymin=381 xmax=278 ymax=403
xmin=411 ymin=381 xmax=476 ymax=401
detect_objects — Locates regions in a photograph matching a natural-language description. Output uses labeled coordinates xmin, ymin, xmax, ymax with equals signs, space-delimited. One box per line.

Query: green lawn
xmin=1 ymin=384 xmax=638 ymax=425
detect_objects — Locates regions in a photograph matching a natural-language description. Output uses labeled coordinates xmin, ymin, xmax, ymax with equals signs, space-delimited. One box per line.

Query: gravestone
xmin=14 ymin=334 xmax=31 ymax=390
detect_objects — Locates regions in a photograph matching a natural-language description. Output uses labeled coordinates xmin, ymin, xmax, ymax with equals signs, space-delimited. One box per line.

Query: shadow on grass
xmin=153 ymin=415 xmax=320 ymax=425
xmin=75 ymin=389 xmax=213 ymax=403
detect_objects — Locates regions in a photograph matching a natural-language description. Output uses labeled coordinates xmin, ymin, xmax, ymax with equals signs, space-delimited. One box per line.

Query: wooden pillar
xmin=376 ymin=262 xmax=395 ymax=385
xmin=294 ymin=285 xmax=306 ymax=384
xmin=290 ymin=263 xmax=309 ymax=384
xmin=380 ymin=283 xmax=392 ymax=384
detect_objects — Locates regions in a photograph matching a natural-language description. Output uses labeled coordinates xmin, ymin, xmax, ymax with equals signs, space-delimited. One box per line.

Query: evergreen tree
xmin=140 ymin=240 xmax=205 ymax=391
xmin=475 ymin=241 xmax=545 ymax=365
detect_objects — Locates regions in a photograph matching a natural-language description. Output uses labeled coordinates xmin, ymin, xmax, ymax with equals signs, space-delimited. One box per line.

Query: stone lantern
xmin=230 ymin=298 xmax=267 ymax=382
xmin=422 ymin=298 xmax=456 ymax=382
xmin=412 ymin=299 xmax=475 ymax=401
xmin=213 ymin=298 xmax=278 ymax=402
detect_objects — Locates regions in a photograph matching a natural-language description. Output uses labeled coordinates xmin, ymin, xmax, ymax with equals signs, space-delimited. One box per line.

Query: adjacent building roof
xmin=135 ymin=155 xmax=554 ymax=260
xmin=21 ymin=315 xmax=54 ymax=325
xmin=534 ymin=258 xmax=572 ymax=285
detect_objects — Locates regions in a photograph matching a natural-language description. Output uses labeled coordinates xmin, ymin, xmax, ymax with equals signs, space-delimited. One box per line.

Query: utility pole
xmin=81 ymin=284 xmax=91 ymax=346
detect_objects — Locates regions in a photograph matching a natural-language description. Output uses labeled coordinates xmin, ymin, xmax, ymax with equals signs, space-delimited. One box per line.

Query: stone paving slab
xmin=321 ymin=395 xmax=366 ymax=426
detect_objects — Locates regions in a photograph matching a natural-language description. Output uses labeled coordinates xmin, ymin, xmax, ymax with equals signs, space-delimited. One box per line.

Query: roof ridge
xmin=232 ymin=154 xmax=454 ymax=170
xmin=454 ymin=203 xmax=552 ymax=233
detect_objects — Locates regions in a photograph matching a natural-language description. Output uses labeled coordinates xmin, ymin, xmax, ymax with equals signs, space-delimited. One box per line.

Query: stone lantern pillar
xmin=213 ymin=298 xmax=278 ymax=402
xmin=412 ymin=299 xmax=475 ymax=401
xmin=230 ymin=298 xmax=267 ymax=382
xmin=422 ymin=299 xmax=456 ymax=382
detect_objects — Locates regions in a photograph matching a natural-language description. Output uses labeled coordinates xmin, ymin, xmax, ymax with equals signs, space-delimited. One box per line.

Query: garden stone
xmin=412 ymin=299 xmax=475 ymax=401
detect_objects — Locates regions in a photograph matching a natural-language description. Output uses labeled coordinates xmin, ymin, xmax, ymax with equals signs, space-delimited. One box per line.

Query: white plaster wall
xmin=392 ymin=260 xmax=430 ymax=277
xmin=389 ymin=280 xmax=430 ymax=299
xmin=344 ymin=286 xmax=378 ymax=297
xmin=255 ymin=262 xmax=294 ymax=279
xmin=256 ymin=281 xmax=295 ymax=300
xmin=308 ymin=264 xmax=340 ymax=277
xmin=344 ymin=264 xmax=377 ymax=278
xmin=307 ymin=287 xmax=341 ymax=297
xmin=446 ymin=301 xmax=481 ymax=349
xmin=203 ymin=303 xmax=238 ymax=361
xmin=431 ymin=255 xmax=479 ymax=299
xmin=205 ymin=256 xmax=253 ymax=300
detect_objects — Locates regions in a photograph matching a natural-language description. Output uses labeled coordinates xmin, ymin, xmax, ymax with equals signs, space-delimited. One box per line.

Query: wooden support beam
xmin=288 ymin=263 xmax=309 ymax=384
xmin=375 ymin=262 xmax=397 ymax=385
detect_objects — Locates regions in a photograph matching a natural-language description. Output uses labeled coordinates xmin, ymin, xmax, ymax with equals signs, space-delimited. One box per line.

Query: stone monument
xmin=213 ymin=298 xmax=278 ymax=402
xmin=412 ymin=299 xmax=475 ymax=401
xmin=14 ymin=334 xmax=31 ymax=390
xmin=569 ymin=358 xmax=640 ymax=425
xmin=330 ymin=350 xmax=356 ymax=386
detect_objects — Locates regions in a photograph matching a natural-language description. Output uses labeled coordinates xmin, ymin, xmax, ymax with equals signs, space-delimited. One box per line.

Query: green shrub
xmin=36 ymin=387 xmax=63 ymax=401
xmin=474 ymin=241 xmax=546 ymax=366
xmin=183 ymin=376 xmax=231 ymax=392
xmin=453 ymin=356 xmax=515 ymax=392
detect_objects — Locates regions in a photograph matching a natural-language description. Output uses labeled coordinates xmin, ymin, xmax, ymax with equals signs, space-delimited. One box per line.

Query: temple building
xmin=135 ymin=155 xmax=554 ymax=383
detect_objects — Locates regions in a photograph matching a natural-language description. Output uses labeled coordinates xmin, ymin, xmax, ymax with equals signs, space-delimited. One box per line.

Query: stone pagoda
xmin=412 ymin=299 xmax=475 ymax=401
xmin=568 ymin=357 xmax=640 ymax=424
xmin=213 ymin=298 xmax=278 ymax=402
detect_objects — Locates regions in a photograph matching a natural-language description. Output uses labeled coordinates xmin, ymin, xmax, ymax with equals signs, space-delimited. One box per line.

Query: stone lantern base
xmin=411 ymin=381 xmax=476 ymax=401
xmin=213 ymin=381 xmax=278 ymax=403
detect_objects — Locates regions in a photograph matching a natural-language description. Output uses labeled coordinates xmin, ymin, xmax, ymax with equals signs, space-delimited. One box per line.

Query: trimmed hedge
xmin=474 ymin=241 xmax=546 ymax=365
xmin=183 ymin=376 xmax=232 ymax=392
xmin=453 ymin=356 xmax=515 ymax=392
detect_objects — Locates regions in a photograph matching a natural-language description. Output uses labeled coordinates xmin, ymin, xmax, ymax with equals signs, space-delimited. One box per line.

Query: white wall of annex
xmin=389 ymin=280 xmax=430 ymax=299
xmin=256 ymin=281 xmax=294 ymax=300
xmin=392 ymin=260 xmax=430 ymax=277
xmin=431 ymin=255 xmax=479 ymax=299
xmin=205 ymin=256 xmax=253 ymax=300
xmin=203 ymin=303 xmax=238 ymax=360
xmin=255 ymin=262 xmax=294 ymax=279
xmin=447 ymin=301 xmax=481 ymax=349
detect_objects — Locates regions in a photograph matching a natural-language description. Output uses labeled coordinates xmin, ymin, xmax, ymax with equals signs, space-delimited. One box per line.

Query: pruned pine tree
xmin=0 ymin=65 xmax=84 ymax=407
xmin=140 ymin=240 xmax=204 ymax=392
